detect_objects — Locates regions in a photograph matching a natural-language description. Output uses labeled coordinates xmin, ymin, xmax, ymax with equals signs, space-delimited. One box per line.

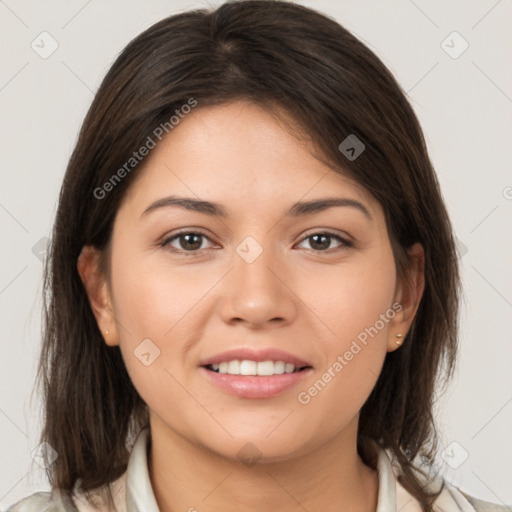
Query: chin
xmin=196 ymin=425 xmax=315 ymax=465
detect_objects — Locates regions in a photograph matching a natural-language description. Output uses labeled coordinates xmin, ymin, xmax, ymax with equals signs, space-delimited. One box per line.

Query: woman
xmin=6 ymin=1 xmax=508 ymax=511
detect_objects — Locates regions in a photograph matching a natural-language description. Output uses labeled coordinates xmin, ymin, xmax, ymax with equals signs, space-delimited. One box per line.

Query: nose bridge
xmin=219 ymin=234 xmax=297 ymax=327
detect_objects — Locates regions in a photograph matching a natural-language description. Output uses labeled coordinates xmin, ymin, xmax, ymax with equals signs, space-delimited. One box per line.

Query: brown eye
xmin=297 ymin=232 xmax=352 ymax=252
xmin=161 ymin=232 xmax=213 ymax=253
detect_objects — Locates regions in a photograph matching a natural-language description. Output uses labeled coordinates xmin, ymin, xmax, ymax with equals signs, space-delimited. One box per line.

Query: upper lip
xmin=199 ymin=347 xmax=312 ymax=368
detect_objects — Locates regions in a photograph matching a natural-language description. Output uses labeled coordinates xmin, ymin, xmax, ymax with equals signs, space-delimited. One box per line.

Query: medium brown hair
xmin=37 ymin=1 xmax=461 ymax=510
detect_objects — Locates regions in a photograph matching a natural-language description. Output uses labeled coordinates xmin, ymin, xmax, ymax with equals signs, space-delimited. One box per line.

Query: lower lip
xmin=199 ymin=366 xmax=313 ymax=399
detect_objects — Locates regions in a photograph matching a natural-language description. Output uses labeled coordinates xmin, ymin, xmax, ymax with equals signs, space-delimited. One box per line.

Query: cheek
xmin=295 ymin=293 xmax=394 ymax=438
xmin=111 ymin=244 xmax=214 ymax=339
xmin=304 ymin=247 xmax=397 ymax=346
xmin=294 ymin=248 xmax=396 ymax=416
xmin=109 ymin=247 xmax=217 ymax=404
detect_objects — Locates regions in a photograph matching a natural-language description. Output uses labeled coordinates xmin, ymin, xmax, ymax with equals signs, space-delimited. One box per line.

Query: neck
xmin=147 ymin=414 xmax=379 ymax=512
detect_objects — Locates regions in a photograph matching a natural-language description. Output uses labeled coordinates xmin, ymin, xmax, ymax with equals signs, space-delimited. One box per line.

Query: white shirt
xmin=6 ymin=426 xmax=507 ymax=511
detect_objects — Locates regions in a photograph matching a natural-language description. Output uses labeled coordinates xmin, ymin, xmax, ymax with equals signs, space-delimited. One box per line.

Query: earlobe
xmin=387 ymin=242 xmax=425 ymax=352
xmin=77 ymin=245 xmax=119 ymax=346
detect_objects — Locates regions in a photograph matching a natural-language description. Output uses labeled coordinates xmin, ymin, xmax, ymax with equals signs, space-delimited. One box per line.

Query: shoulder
xmin=455 ymin=488 xmax=511 ymax=512
xmin=4 ymin=492 xmax=55 ymax=512
xmin=5 ymin=469 xmax=128 ymax=512
xmin=384 ymin=447 xmax=510 ymax=512
xmin=435 ymin=477 xmax=510 ymax=512
xmin=4 ymin=489 xmax=79 ymax=512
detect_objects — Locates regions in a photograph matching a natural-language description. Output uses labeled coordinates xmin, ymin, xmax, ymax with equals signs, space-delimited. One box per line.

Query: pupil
xmin=311 ymin=234 xmax=330 ymax=250
xmin=181 ymin=234 xmax=202 ymax=250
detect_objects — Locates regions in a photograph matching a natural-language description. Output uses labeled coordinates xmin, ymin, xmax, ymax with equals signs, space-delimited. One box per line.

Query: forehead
xmin=118 ymin=100 xmax=380 ymax=220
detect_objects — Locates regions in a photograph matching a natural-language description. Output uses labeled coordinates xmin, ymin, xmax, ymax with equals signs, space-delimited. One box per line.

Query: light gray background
xmin=1 ymin=0 xmax=511 ymax=509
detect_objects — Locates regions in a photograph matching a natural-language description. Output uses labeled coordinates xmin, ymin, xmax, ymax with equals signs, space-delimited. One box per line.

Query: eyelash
xmin=160 ymin=230 xmax=353 ymax=256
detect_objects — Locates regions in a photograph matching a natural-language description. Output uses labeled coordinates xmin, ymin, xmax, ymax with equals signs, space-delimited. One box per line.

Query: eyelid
xmin=297 ymin=228 xmax=353 ymax=244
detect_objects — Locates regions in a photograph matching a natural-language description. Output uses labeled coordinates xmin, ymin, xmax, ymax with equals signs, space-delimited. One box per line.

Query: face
xmin=79 ymin=100 xmax=423 ymax=463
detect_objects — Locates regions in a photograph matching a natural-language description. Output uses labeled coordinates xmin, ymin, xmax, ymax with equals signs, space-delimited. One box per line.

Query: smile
xmin=200 ymin=363 xmax=313 ymax=399
xmin=205 ymin=359 xmax=309 ymax=376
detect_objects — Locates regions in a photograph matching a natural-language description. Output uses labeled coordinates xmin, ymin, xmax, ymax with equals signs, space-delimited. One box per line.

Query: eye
xmin=296 ymin=231 xmax=352 ymax=252
xmin=161 ymin=231 xmax=214 ymax=254
xmin=160 ymin=230 xmax=352 ymax=255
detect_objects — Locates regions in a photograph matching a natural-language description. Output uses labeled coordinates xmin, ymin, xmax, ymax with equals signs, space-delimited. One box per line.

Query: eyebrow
xmin=140 ymin=195 xmax=372 ymax=221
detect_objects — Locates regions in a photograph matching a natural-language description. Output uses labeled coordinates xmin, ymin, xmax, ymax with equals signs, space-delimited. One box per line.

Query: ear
xmin=387 ymin=242 xmax=425 ymax=352
xmin=77 ymin=245 xmax=119 ymax=346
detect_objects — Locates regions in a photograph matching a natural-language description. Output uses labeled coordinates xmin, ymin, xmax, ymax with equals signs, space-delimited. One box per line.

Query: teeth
xmin=240 ymin=360 xmax=257 ymax=375
xmin=211 ymin=360 xmax=302 ymax=376
xmin=284 ymin=363 xmax=295 ymax=374
xmin=228 ymin=360 xmax=240 ymax=374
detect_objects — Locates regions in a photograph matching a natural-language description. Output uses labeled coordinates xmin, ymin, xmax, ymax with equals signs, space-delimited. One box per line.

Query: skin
xmin=78 ymin=100 xmax=424 ymax=512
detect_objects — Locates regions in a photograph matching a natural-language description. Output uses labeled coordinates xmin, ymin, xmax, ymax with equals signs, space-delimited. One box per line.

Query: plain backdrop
xmin=1 ymin=0 xmax=511 ymax=509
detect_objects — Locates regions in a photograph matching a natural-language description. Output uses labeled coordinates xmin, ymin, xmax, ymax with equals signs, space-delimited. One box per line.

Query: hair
xmin=36 ymin=1 xmax=461 ymax=510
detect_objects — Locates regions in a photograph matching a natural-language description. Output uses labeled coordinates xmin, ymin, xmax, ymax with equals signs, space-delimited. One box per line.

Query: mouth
xmin=203 ymin=360 xmax=312 ymax=376
xmin=200 ymin=360 xmax=314 ymax=399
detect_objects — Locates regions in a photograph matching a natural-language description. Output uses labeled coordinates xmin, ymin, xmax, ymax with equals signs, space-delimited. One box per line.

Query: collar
xmin=125 ymin=427 xmax=160 ymax=512
xmin=375 ymin=447 xmax=398 ymax=511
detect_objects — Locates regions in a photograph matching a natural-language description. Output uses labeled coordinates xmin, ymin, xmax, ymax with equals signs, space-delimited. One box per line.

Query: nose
xmin=217 ymin=240 xmax=298 ymax=329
